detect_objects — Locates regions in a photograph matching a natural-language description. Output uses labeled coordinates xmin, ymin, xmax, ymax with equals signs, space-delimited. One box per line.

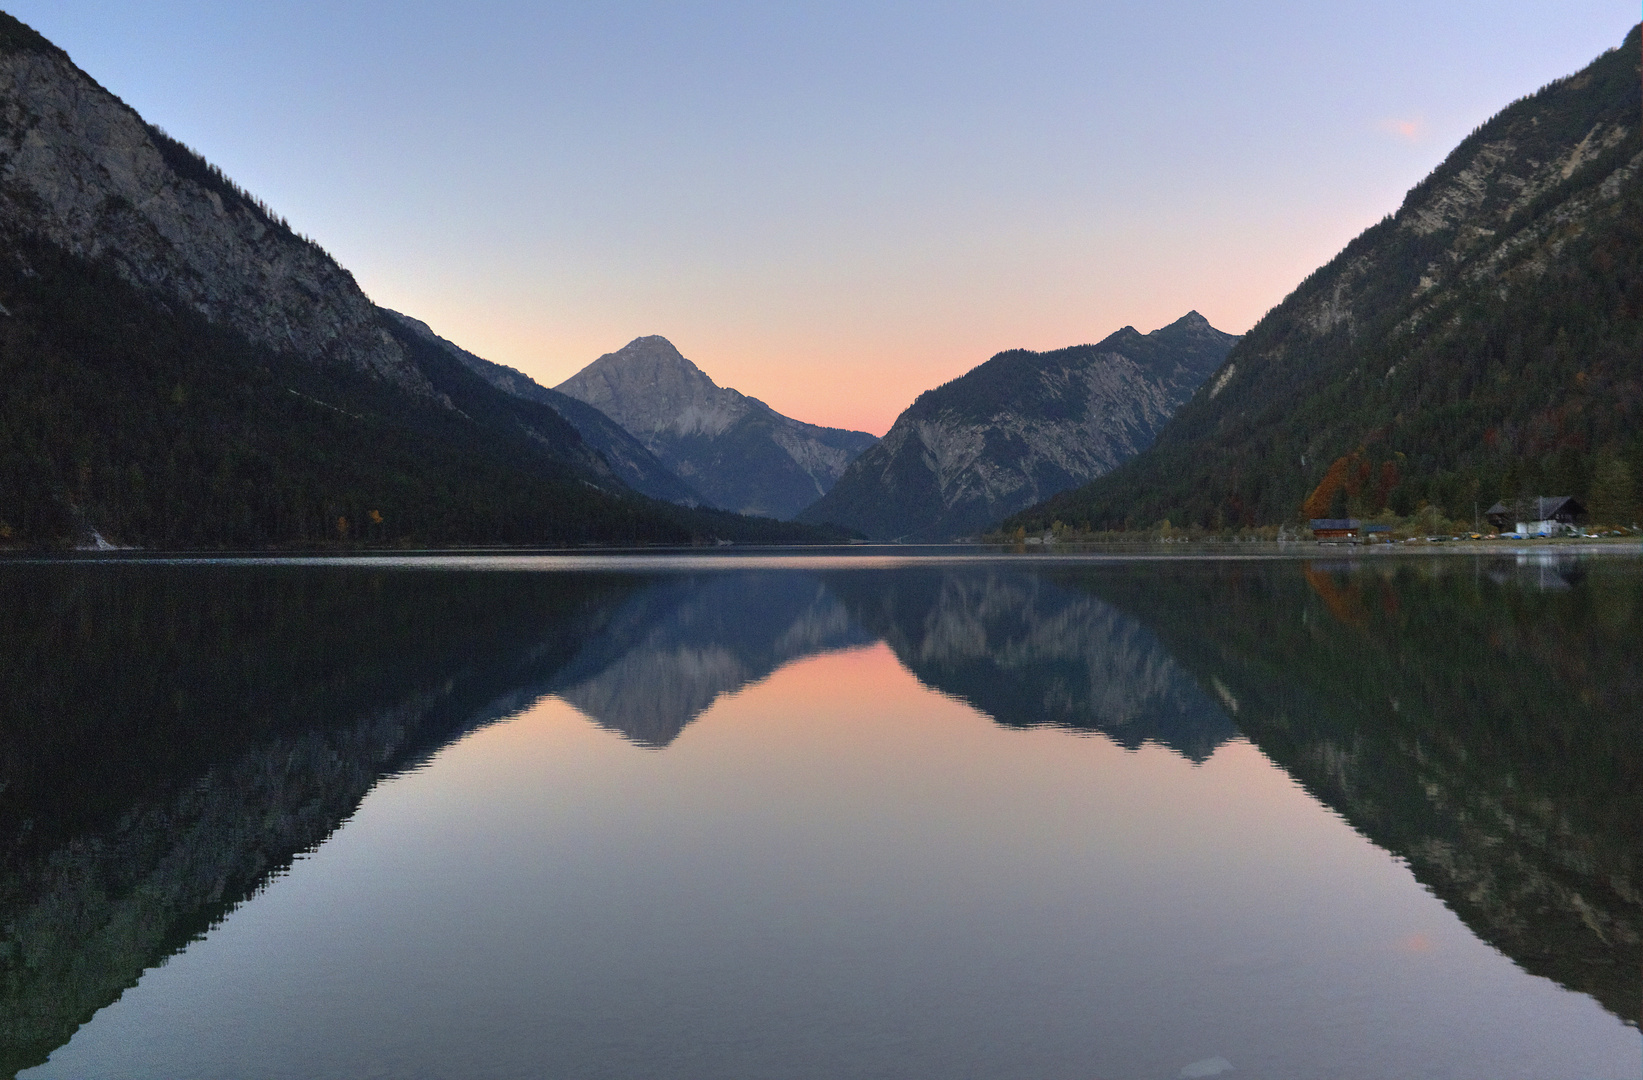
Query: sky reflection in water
xmin=5 ymin=554 xmax=1640 ymax=1079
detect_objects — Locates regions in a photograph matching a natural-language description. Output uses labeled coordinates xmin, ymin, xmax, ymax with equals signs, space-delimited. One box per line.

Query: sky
xmin=8 ymin=3 xmax=1637 ymax=434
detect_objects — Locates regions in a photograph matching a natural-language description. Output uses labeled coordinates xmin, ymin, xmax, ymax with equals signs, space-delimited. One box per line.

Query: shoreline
xmin=2 ymin=537 xmax=1640 ymax=564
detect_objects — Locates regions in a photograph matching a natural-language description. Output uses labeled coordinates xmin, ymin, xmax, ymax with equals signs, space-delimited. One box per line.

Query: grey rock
xmin=800 ymin=312 xmax=1237 ymax=540
xmin=556 ymin=336 xmax=877 ymax=518
xmin=0 ymin=37 xmax=426 ymax=391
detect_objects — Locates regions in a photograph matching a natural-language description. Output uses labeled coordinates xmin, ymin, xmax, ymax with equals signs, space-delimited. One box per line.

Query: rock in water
xmin=556 ymin=336 xmax=877 ymax=518
xmin=798 ymin=313 xmax=1237 ymax=541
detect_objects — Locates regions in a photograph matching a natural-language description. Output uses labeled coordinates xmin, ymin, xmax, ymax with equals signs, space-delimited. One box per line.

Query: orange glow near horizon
xmin=22 ymin=4 xmax=1635 ymax=438
xmin=367 ymin=198 xmax=1382 ymax=437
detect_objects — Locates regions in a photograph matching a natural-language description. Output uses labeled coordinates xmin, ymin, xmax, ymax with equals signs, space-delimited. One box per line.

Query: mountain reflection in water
xmin=1 ymin=554 xmax=1639 ymax=1076
xmin=548 ymin=571 xmax=872 ymax=747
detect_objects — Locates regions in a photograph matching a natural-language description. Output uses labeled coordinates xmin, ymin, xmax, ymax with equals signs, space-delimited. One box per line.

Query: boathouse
xmin=1309 ymin=518 xmax=1360 ymax=540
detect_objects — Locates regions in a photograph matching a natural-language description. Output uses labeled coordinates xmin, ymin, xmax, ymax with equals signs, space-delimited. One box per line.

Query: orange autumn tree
xmin=1304 ymin=450 xmax=1399 ymax=519
xmin=1303 ymin=453 xmax=1359 ymax=519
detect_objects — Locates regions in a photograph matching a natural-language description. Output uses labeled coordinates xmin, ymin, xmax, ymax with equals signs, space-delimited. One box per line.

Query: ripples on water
xmin=2 ymin=551 xmax=1639 ymax=1079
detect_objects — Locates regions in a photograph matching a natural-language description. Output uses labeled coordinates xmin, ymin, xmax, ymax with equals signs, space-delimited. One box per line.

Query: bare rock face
xmin=799 ymin=313 xmax=1237 ymax=541
xmin=0 ymin=24 xmax=426 ymax=391
xmin=560 ymin=336 xmax=747 ymax=438
xmin=556 ymin=336 xmax=877 ymax=518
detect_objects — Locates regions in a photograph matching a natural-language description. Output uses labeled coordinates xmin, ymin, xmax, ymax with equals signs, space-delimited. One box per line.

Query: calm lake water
xmin=2 ymin=551 xmax=1640 ymax=1079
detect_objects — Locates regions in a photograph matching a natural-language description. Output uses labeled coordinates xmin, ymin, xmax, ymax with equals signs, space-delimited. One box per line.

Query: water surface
xmin=2 ymin=553 xmax=1639 ymax=1079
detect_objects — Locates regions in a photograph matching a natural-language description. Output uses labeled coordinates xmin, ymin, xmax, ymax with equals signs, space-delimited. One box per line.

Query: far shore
xmin=2 ymin=534 xmax=1640 ymax=562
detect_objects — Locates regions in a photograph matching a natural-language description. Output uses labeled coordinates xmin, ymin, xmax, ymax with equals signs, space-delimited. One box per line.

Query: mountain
xmin=382 ymin=311 xmax=702 ymax=505
xmin=1009 ymin=25 xmax=1643 ymax=534
xmin=798 ymin=313 xmax=1236 ymax=541
xmin=555 ymin=336 xmax=878 ymax=518
xmin=0 ymin=18 xmax=426 ymax=395
xmin=0 ymin=12 xmax=837 ymax=548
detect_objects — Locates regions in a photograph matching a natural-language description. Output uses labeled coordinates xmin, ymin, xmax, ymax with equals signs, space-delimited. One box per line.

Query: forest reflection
xmin=0 ymin=553 xmax=1638 ymax=1074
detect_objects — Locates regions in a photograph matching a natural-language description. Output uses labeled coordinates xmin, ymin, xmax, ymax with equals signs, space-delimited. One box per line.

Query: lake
xmin=2 ymin=551 xmax=1640 ymax=1079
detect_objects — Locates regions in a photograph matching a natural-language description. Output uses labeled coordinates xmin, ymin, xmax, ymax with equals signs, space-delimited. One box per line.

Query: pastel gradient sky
xmin=10 ymin=3 xmax=1637 ymax=434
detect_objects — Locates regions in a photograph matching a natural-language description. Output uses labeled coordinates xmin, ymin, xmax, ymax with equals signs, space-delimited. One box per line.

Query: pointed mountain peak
xmin=1155 ymin=311 xmax=1210 ymax=333
xmin=578 ymin=335 xmax=719 ymax=389
xmin=615 ymin=334 xmax=687 ymax=360
xmin=556 ymin=335 xmax=744 ymax=439
xmin=1149 ymin=311 xmax=1239 ymax=348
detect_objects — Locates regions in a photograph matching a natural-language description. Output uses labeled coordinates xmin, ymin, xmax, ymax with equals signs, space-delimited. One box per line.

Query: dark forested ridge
xmin=0 ymin=233 xmax=677 ymax=548
xmin=1009 ymin=25 xmax=1643 ymax=534
xmin=0 ymin=12 xmax=842 ymax=549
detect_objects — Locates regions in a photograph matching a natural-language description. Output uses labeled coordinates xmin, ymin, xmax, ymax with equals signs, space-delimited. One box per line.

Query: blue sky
xmin=9 ymin=2 xmax=1637 ymax=432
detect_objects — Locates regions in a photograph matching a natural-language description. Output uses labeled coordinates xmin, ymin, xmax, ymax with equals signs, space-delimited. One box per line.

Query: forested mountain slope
xmin=800 ymin=313 xmax=1234 ymax=541
xmin=0 ymin=12 xmax=821 ymax=548
xmin=1011 ymin=25 xmax=1643 ymax=533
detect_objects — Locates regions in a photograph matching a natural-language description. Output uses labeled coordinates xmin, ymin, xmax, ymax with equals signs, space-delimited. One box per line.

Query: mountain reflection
xmin=0 ymin=564 xmax=644 ymax=1076
xmin=825 ymin=568 xmax=1238 ymax=761
xmin=1063 ymin=555 xmax=1643 ymax=1030
xmin=2 ymin=554 xmax=1640 ymax=1075
xmin=548 ymin=571 xmax=872 ymax=746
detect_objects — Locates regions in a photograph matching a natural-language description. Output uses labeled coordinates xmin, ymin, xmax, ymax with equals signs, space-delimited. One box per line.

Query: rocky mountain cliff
xmin=383 ymin=311 xmax=702 ymax=505
xmin=0 ymin=17 xmax=423 ymax=392
xmin=556 ymin=336 xmax=878 ymax=518
xmin=1012 ymin=24 xmax=1643 ymax=532
xmin=799 ymin=313 xmax=1236 ymax=541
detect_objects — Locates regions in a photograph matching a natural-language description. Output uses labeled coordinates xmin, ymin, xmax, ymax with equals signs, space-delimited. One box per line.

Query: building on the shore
xmin=1309 ymin=518 xmax=1360 ymax=540
xmin=1484 ymin=497 xmax=1585 ymax=536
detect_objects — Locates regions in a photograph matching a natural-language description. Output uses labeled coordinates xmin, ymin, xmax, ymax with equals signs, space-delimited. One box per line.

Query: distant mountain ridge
xmin=799 ymin=313 xmax=1236 ymax=541
xmin=556 ymin=336 xmax=878 ymax=518
xmin=382 ymin=312 xmax=702 ymax=505
xmin=1011 ymin=24 xmax=1643 ymax=533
